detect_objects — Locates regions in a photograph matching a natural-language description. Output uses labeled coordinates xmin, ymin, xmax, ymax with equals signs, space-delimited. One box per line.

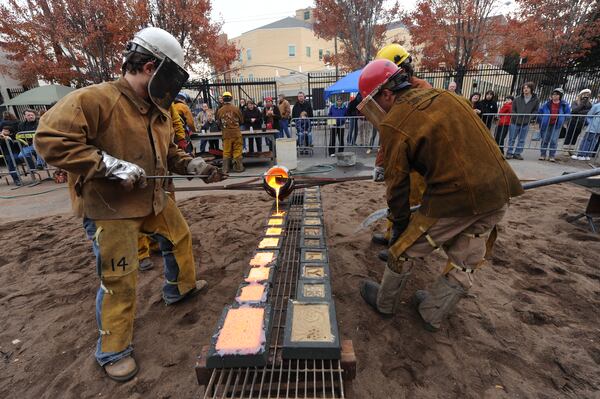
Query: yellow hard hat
xmin=376 ymin=43 xmax=411 ymax=66
xmin=222 ymin=91 xmax=232 ymax=97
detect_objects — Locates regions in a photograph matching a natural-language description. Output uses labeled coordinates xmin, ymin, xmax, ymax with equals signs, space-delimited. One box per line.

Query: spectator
xmin=447 ymin=81 xmax=459 ymax=95
xmin=538 ymin=88 xmax=571 ymax=162
xmin=263 ymin=97 xmax=281 ymax=151
xmin=506 ymin=82 xmax=540 ymax=160
xmin=478 ymin=90 xmax=498 ymax=130
xmin=574 ymin=93 xmax=600 ymax=160
xmin=277 ymin=94 xmax=291 ymax=138
xmin=292 ymin=91 xmax=313 ymax=139
xmin=217 ymin=95 xmax=224 ymax=109
xmin=494 ymin=96 xmax=514 ymax=154
xmin=470 ymin=92 xmax=481 ymax=115
xmin=0 ymin=111 xmax=26 ymax=185
xmin=296 ymin=111 xmax=312 ymax=149
xmin=346 ymin=94 xmax=360 ymax=146
xmin=196 ymin=103 xmax=218 ymax=152
xmin=17 ymin=108 xmax=44 ymax=169
xmin=243 ymin=100 xmax=263 ymax=152
xmin=239 ymin=98 xmax=247 ymax=114
xmin=327 ymin=97 xmax=347 ymax=156
xmin=564 ymin=89 xmax=592 ymax=152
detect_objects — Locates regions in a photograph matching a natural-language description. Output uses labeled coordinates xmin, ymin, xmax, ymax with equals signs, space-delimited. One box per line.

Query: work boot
xmin=232 ymin=157 xmax=245 ymax=173
xmin=164 ymin=280 xmax=208 ymax=305
xmin=104 ymin=355 xmax=139 ymax=382
xmin=360 ymin=265 xmax=411 ymax=315
xmin=378 ymin=249 xmax=388 ymax=262
xmin=139 ymin=257 xmax=154 ymax=272
xmin=222 ymin=158 xmax=232 ymax=174
xmin=413 ymin=276 xmax=467 ymax=332
xmin=371 ymin=232 xmax=388 ymax=246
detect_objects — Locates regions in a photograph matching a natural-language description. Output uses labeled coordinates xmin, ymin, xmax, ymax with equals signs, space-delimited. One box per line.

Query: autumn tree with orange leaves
xmin=313 ymin=0 xmax=399 ymax=71
xmin=0 ymin=0 xmax=237 ymax=86
xmin=404 ymin=0 xmax=508 ymax=90
xmin=509 ymin=0 xmax=600 ymax=65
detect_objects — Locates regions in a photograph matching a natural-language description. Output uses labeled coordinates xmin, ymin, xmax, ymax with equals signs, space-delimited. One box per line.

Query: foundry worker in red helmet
xmin=371 ymin=44 xmax=430 ymax=262
xmin=358 ymin=58 xmax=523 ymax=331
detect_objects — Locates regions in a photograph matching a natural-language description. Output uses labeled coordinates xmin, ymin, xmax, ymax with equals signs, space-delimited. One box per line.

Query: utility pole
xmin=334 ymin=36 xmax=339 ymax=79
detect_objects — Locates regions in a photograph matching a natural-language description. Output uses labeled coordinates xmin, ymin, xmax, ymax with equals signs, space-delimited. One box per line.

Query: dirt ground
xmin=1 ymin=182 xmax=599 ymax=399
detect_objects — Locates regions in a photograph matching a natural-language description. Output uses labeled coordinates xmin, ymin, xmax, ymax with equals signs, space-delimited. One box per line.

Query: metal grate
xmin=202 ymin=190 xmax=346 ymax=399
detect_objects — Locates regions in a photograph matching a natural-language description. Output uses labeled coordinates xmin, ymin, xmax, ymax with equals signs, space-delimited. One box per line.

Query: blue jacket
xmin=296 ymin=118 xmax=312 ymax=133
xmin=587 ymin=103 xmax=600 ymax=133
xmin=328 ymin=104 xmax=347 ymax=126
xmin=537 ymin=99 xmax=571 ymax=129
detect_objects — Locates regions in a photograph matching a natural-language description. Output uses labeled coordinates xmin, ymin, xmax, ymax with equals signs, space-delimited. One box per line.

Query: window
xmin=246 ymin=49 xmax=252 ymax=61
xmin=288 ymin=45 xmax=296 ymax=57
xmin=306 ymin=46 xmax=311 ymax=57
xmin=304 ymin=10 xmax=310 ymax=20
xmin=318 ymin=49 xmax=323 ymax=60
xmin=248 ymin=74 xmax=254 ymax=80
xmin=238 ymin=51 xmax=243 ymax=63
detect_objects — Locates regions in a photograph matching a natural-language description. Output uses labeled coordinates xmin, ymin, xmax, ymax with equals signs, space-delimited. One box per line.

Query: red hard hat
xmin=358 ymin=59 xmax=399 ymax=98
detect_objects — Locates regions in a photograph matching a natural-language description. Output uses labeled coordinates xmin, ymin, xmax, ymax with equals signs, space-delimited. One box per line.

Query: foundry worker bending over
xmin=34 ymin=27 xmax=224 ymax=382
xmin=357 ymin=59 xmax=523 ymax=331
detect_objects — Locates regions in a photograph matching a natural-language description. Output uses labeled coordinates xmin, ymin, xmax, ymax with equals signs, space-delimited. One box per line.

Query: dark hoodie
xmin=511 ymin=93 xmax=540 ymax=125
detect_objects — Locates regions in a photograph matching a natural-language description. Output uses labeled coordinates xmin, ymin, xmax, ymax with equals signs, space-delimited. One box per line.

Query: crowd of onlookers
xmin=464 ymin=83 xmax=599 ymax=163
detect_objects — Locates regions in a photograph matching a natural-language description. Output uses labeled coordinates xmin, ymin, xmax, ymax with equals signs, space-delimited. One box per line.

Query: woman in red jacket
xmin=494 ymin=95 xmax=514 ymax=154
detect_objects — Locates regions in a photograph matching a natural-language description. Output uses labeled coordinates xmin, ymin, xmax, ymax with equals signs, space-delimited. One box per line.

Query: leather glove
xmin=372 ymin=166 xmax=385 ymax=182
xmin=186 ymin=158 xmax=226 ymax=184
xmin=177 ymin=139 xmax=188 ymax=151
xmin=102 ymin=151 xmax=146 ymax=190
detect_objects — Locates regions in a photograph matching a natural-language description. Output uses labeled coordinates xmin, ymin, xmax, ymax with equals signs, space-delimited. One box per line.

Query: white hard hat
xmin=130 ymin=27 xmax=184 ymax=67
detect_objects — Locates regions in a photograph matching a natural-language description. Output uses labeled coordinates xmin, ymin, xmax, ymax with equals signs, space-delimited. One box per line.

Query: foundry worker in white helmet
xmin=34 ymin=27 xmax=225 ymax=382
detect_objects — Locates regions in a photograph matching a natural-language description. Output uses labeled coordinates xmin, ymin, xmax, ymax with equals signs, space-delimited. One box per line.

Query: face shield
xmin=357 ymin=93 xmax=387 ymax=130
xmin=148 ymin=56 xmax=190 ymax=111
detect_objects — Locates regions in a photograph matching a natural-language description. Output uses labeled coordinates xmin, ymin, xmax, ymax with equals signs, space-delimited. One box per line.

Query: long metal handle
xmin=521 ymin=168 xmax=600 ymax=190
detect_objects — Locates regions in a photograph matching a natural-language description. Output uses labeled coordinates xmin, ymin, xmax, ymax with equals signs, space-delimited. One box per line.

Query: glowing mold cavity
xmin=215 ymin=307 xmax=266 ymax=355
xmin=267 ymin=218 xmax=284 ymax=226
xmin=236 ymin=283 xmax=268 ymax=304
xmin=249 ymin=251 xmax=276 ymax=267
xmin=245 ymin=266 xmax=271 ymax=283
xmin=258 ymin=237 xmax=280 ymax=249
xmin=265 ymin=227 xmax=283 ymax=236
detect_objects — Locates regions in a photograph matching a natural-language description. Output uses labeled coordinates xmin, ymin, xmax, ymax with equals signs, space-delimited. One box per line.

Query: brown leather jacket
xmin=216 ymin=103 xmax=243 ymax=139
xmin=34 ymin=77 xmax=192 ymax=220
xmin=278 ymin=99 xmax=291 ymax=119
xmin=381 ymin=88 xmax=523 ymax=228
xmin=173 ymin=101 xmax=197 ymax=132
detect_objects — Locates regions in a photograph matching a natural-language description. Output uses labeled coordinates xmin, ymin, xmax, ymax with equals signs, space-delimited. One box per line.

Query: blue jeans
xmin=539 ymin=123 xmax=560 ymax=158
xmin=578 ymin=131 xmax=600 ymax=158
xmin=297 ymin=130 xmax=312 ymax=146
xmin=346 ymin=119 xmax=358 ymax=145
xmin=506 ymin=124 xmax=530 ymax=156
xmin=279 ymin=119 xmax=291 ymax=138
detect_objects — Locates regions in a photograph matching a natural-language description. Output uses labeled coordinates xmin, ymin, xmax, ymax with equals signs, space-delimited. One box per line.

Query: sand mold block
xmin=207 ymin=304 xmax=273 ymax=368
xmin=296 ymin=280 xmax=332 ymax=301
xmin=282 ymin=300 xmax=340 ymax=359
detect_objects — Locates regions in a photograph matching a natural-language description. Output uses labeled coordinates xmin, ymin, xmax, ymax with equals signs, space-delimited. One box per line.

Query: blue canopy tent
xmin=323 ymin=69 xmax=362 ymax=101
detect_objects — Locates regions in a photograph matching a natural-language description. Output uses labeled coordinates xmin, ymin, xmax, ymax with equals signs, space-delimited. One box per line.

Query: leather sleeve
xmin=170 ymin=105 xmax=186 ymax=142
xmin=167 ymin=140 xmax=192 ymax=174
xmin=34 ymin=91 xmax=105 ymax=182
xmin=383 ymin=126 xmax=411 ymax=232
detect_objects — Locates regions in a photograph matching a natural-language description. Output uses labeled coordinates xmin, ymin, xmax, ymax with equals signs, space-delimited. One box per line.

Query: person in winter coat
xmin=537 ymin=88 xmax=571 ymax=162
xmin=478 ymin=90 xmax=498 ymax=130
xmin=0 ymin=111 xmax=30 ymax=185
xmin=494 ymin=96 xmax=514 ymax=154
xmin=263 ymin=97 xmax=281 ymax=151
xmin=327 ymin=97 xmax=347 ymax=156
xmin=277 ymin=94 xmax=291 ymax=138
xmin=506 ymin=82 xmax=540 ymax=160
xmin=564 ymin=89 xmax=592 ymax=151
xmin=470 ymin=92 xmax=481 ymax=113
xmin=292 ymin=92 xmax=313 ymax=139
xmin=346 ymin=95 xmax=360 ymax=145
xmin=243 ymin=100 xmax=263 ymax=152
xmin=296 ymin=111 xmax=312 ymax=148
xmin=574 ymin=94 xmax=600 ymax=160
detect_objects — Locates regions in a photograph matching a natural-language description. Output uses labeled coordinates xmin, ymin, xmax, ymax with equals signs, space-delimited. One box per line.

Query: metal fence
xmin=183 ymin=77 xmax=278 ymax=110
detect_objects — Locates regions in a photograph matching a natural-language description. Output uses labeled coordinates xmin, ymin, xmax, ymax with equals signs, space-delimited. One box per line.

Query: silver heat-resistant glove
xmin=102 ymin=151 xmax=147 ymax=190
xmin=372 ymin=166 xmax=385 ymax=182
xmin=186 ymin=157 xmax=226 ymax=184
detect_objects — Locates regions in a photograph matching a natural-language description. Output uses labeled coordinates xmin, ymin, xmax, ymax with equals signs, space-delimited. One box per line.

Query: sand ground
xmin=0 ymin=181 xmax=599 ymax=398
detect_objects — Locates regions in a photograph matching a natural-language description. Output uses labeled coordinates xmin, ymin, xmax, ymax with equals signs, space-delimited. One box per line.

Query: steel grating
xmin=199 ymin=190 xmax=351 ymax=399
